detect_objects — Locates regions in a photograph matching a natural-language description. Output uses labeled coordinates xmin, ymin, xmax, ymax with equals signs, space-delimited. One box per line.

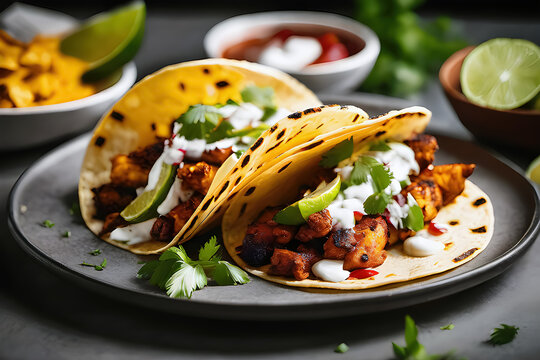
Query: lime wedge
xmin=121 ymin=162 xmax=176 ymax=223
xmin=60 ymin=1 xmax=145 ymax=82
xmin=460 ymin=38 xmax=540 ymax=110
xmin=274 ymin=176 xmax=341 ymax=225
xmin=526 ymin=155 xmax=540 ymax=185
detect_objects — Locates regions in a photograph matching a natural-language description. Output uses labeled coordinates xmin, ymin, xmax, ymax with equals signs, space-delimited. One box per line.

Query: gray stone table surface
xmin=1 ymin=9 xmax=539 ymax=360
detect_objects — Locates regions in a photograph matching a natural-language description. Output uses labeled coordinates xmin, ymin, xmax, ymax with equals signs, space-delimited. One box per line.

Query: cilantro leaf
xmin=334 ymin=343 xmax=349 ymax=354
xmin=138 ymin=237 xmax=250 ymax=299
xmin=198 ymin=235 xmax=221 ymax=261
xmin=320 ymin=138 xmax=353 ymax=168
xmin=176 ymin=105 xmax=222 ymax=140
xmin=488 ymin=324 xmax=519 ymax=345
xmin=404 ymin=194 xmax=425 ymax=232
xmin=349 ymin=156 xmax=380 ymax=185
xmin=63 ymin=230 xmax=71 ymax=238
xmin=440 ymin=324 xmax=455 ymax=330
xmin=369 ymin=140 xmax=391 ymax=151
xmin=80 ymin=258 xmax=107 ymax=271
xmin=42 ymin=220 xmax=54 ymax=228
xmin=370 ymin=163 xmax=393 ymax=193
xmin=89 ymin=249 xmax=101 ymax=256
xmin=364 ymin=192 xmax=392 ymax=215
xmin=241 ymin=85 xmax=276 ymax=111
xmin=205 ymin=119 xmax=234 ymax=143
xmin=166 ymin=263 xmax=207 ymax=299
xmin=212 ymin=261 xmax=250 ymax=285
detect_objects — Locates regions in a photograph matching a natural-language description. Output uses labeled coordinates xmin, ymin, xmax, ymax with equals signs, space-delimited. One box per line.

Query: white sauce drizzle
xmin=403 ymin=230 xmax=445 ymax=257
xmin=109 ymin=219 xmax=155 ymax=245
xmin=311 ymin=260 xmax=350 ymax=282
xmin=259 ymin=36 xmax=322 ymax=72
xmin=157 ymin=177 xmax=194 ymax=216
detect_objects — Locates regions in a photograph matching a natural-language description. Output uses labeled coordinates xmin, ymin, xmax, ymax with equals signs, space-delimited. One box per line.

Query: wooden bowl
xmin=439 ymin=46 xmax=540 ymax=152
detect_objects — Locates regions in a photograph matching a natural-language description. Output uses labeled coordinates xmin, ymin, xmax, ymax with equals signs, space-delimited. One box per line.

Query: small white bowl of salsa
xmin=204 ymin=11 xmax=380 ymax=93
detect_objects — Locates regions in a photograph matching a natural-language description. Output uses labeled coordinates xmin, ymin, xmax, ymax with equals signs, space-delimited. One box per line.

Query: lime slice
xmin=121 ymin=162 xmax=176 ymax=223
xmin=274 ymin=176 xmax=341 ymax=225
xmin=526 ymin=155 xmax=540 ymax=185
xmin=60 ymin=1 xmax=145 ymax=82
xmin=461 ymin=38 xmax=540 ymax=110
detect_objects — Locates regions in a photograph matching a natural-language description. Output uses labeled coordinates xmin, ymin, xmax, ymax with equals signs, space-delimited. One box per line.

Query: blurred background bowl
xmin=204 ymin=11 xmax=380 ymax=94
xmin=0 ymin=62 xmax=137 ymax=151
xmin=440 ymin=46 xmax=540 ymax=152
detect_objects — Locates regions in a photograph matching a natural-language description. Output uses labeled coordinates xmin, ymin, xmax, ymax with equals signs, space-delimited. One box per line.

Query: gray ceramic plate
xmin=8 ymin=94 xmax=540 ymax=321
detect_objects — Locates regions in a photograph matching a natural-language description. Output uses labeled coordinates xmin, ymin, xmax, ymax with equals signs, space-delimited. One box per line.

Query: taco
xmin=79 ymin=58 xmax=327 ymax=254
xmin=222 ymin=106 xmax=494 ymax=289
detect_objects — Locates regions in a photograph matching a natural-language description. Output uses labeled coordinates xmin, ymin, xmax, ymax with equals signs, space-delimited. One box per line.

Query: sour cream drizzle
xmin=109 ymin=219 xmax=155 ymax=245
xmin=403 ymin=230 xmax=445 ymax=257
xmin=312 ymin=260 xmax=350 ymax=282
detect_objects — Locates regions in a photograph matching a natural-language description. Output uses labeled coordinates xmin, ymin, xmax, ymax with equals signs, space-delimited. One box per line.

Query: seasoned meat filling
xmin=92 ymin=184 xmax=137 ymax=219
xmin=201 ymin=146 xmax=234 ymax=166
xmin=295 ymin=209 xmax=333 ymax=242
xmin=404 ymin=133 xmax=438 ymax=171
xmin=402 ymin=179 xmax=443 ymax=222
xmin=178 ymin=162 xmax=218 ymax=195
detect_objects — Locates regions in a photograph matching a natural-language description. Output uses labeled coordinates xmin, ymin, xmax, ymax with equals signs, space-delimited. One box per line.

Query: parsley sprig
xmin=138 ymin=236 xmax=249 ymax=299
xmin=488 ymin=324 xmax=519 ymax=345
xmin=393 ymin=315 xmax=465 ymax=360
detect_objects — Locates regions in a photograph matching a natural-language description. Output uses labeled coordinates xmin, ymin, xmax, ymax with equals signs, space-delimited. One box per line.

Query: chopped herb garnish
xmin=138 ymin=235 xmax=250 ymax=299
xmin=176 ymin=104 xmax=223 ymax=140
xmin=62 ymin=231 xmax=71 ymax=238
xmin=393 ymin=315 xmax=464 ymax=360
xmin=225 ymin=99 xmax=239 ymax=106
xmin=488 ymin=324 xmax=518 ymax=345
xmin=69 ymin=202 xmax=80 ymax=216
xmin=81 ymin=258 xmax=107 ymax=271
xmin=42 ymin=220 xmax=55 ymax=228
xmin=89 ymin=249 xmax=101 ymax=256
xmin=404 ymin=194 xmax=424 ymax=231
xmin=369 ymin=140 xmax=391 ymax=151
xmin=334 ymin=343 xmax=349 ymax=353
xmin=364 ymin=192 xmax=392 ymax=215
xmin=348 ymin=156 xmax=380 ymax=185
xmin=241 ymin=85 xmax=277 ymax=118
xmin=440 ymin=324 xmax=455 ymax=330
xmin=320 ymin=137 xmax=353 ymax=168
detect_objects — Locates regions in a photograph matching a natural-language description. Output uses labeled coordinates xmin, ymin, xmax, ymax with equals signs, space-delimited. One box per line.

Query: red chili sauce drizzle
xmin=348 ymin=269 xmax=379 ymax=280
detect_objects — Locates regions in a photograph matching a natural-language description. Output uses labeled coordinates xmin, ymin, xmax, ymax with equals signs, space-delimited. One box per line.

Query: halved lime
xmin=121 ymin=162 xmax=176 ymax=223
xmin=526 ymin=155 xmax=540 ymax=185
xmin=60 ymin=1 xmax=145 ymax=82
xmin=274 ymin=176 xmax=341 ymax=225
xmin=461 ymin=38 xmax=540 ymax=110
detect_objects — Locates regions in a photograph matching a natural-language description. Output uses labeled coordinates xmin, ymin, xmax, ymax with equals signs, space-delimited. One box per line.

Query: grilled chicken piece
xmin=110 ymin=154 xmax=150 ymax=188
xmin=201 ymin=146 xmax=234 ymax=165
xmin=128 ymin=140 xmax=165 ymax=169
xmin=323 ymin=229 xmax=357 ymax=259
xmin=404 ymin=133 xmax=439 ymax=171
xmin=295 ymin=209 xmax=333 ymax=243
xmin=100 ymin=212 xmax=128 ymax=235
xmin=241 ymin=223 xmax=276 ymax=266
xmin=269 ymin=247 xmax=321 ymax=280
xmin=178 ymin=162 xmax=218 ymax=195
xmin=402 ymin=179 xmax=443 ymax=222
xmin=344 ymin=216 xmax=388 ymax=270
xmin=416 ymin=164 xmax=475 ymax=205
xmin=92 ymin=184 xmax=137 ymax=219
xmin=150 ymin=195 xmax=203 ymax=242
xmin=388 ymin=227 xmax=414 ymax=246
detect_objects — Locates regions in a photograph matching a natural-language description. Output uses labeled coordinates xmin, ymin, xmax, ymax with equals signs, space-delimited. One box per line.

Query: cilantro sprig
xmin=176 ymin=104 xmax=223 ymax=141
xmin=138 ymin=236 xmax=250 ymax=299
xmin=393 ymin=315 xmax=465 ymax=360
xmin=404 ymin=193 xmax=424 ymax=232
xmin=42 ymin=219 xmax=55 ymax=228
xmin=369 ymin=140 xmax=391 ymax=152
xmin=488 ymin=324 xmax=519 ymax=345
xmin=81 ymin=258 xmax=107 ymax=271
xmin=320 ymin=138 xmax=353 ymax=168
xmin=241 ymin=85 xmax=277 ymax=121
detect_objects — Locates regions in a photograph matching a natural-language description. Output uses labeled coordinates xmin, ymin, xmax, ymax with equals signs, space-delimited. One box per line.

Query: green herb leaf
xmin=241 ymin=85 xmax=276 ymax=112
xmin=349 ymin=156 xmax=379 ymax=185
xmin=89 ymin=249 xmax=101 ymax=256
xmin=42 ymin=220 xmax=55 ymax=228
xmin=334 ymin=343 xmax=349 ymax=354
xmin=228 ymin=124 xmax=270 ymax=139
xmin=166 ymin=263 xmax=207 ymax=299
xmin=63 ymin=230 xmax=71 ymax=238
xmin=226 ymin=99 xmax=239 ymax=106
xmin=369 ymin=140 xmax=391 ymax=151
xmin=212 ymin=261 xmax=250 ymax=286
xmin=159 ymin=246 xmax=191 ymax=263
xmin=320 ymin=138 xmax=353 ymax=168
xmin=149 ymin=258 xmax=180 ymax=289
xmin=364 ymin=192 xmax=392 ymax=215
xmin=488 ymin=324 xmax=519 ymax=345
xmin=404 ymin=194 xmax=424 ymax=231
xmin=440 ymin=324 xmax=455 ymax=330
xmin=137 ymin=260 xmax=160 ymax=280
xmin=176 ymin=104 xmax=222 ymax=140
xmin=69 ymin=202 xmax=81 ymax=216
xmin=370 ymin=163 xmax=393 ymax=193
xmin=80 ymin=258 xmax=107 ymax=271
xmin=198 ymin=235 xmax=221 ymax=261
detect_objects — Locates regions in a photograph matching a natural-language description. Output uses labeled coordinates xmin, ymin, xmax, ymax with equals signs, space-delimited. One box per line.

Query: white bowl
xmin=0 ymin=62 xmax=137 ymax=151
xmin=204 ymin=11 xmax=380 ymax=94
